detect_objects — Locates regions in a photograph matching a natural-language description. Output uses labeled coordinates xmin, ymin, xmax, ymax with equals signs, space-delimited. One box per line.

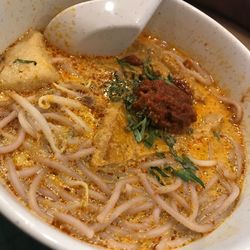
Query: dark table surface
xmin=0 ymin=215 xmax=49 ymax=250
xmin=1 ymin=4 xmax=249 ymax=250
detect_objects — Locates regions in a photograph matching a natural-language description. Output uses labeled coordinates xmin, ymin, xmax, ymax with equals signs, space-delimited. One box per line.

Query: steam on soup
xmin=0 ymin=30 xmax=244 ymax=250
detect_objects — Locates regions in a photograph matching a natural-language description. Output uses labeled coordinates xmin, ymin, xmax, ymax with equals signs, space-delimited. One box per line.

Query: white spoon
xmin=44 ymin=0 xmax=162 ymax=56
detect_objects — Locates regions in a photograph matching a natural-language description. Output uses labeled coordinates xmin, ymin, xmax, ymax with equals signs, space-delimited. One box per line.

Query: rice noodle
xmin=53 ymin=83 xmax=82 ymax=98
xmin=127 ymin=201 xmax=154 ymax=215
xmin=147 ymin=175 xmax=162 ymax=188
xmin=97 ymin=177 xmax=138 ymax=223
xmin=9 ymin=92 xmax=60 ymax=153
xmin=183 ymin=58 xmax=213 ymax=85
xmin=216 ymin=162 xmax=237 ymax=180
xmin=87 ymin=203 xmax=100 ymax=213
xmin=199 ymin=194 xmax=227 ymax=221
xmin=18 ymin=166 xmax=40 ymax=178
xmin=6 ymin=157 xmax=26 ymax=200
xmin=152 ymin=207 xmax=161 ymax=224
xmin=204 ymin=182 xmax=240 ymax=223
xmin=182 ymin=182 xmax=189 ymax=196
xmin=0 ymin=128 xmax=25 ymax=154
xmin=138 ymin=173 xmax=213 ymax=233
xmin=61 ymin=201 xmax=84 ymax=211
xmin=171 ymin=200 xmax=178 ymax=211
xmin=199 ymin=175 xmax=219 ymax=203
xmin=78 ymin=161 xmax=110 ymax=194
xmin=58 ymin=147 xmax=95 ymax=161
xmin=18 ymin=110 xmax=37 ymax=137
xmin=168 ymin=192 xmax=189 ymax=210
xmin=156 ymin=178 xmax=182 ymax=194
xmin=0 ymin=110 xmax=17 ymax=129
xmin=122 ymin=218 xmax=151 ymax=231
xmin=133 ymin=222 xmax=172 ymax=239
xmin=156 ymin=237 xmax=190 ymax=250
xmin=188 ymin=155 xmax=217 ymax=167
xmin=216 ymin=94 xmax=243 ymax=123
xmin=107 ymin=238 xmax=138 ymax=250
xmin=108 ymin=226 xmax=131 ymax=237
xmin=223 ymin=135 xmax=244 ymax=177
xmin=63 ymin=179 xmax=89 ymax=207
xmin=55 ymin=186 xmax=75 ymax=202
xmin=28 ymin=118 xmax=41 ymax=132
xmin=89 ymin=189 xmax=107 ymax=202
xmin=38 ymin=187 xmax=59 ymax=201
xmin=37 ymin=158 xmax=81 ymax=180
xmin=204 ymin=175 xmax=219 ymax=192
xmin=0 ymin=129 xmax=31 ymax=149
xmin=141 ymin=159 xmax=169 ymax=169
xmin=189 ymin=184 xmax=199 ymax=221
xmin=54 ymin=212 xmax=94 ymax=238
xmin=125 ymin=183 xmax=133 ymax=196
xmin=164 ymin=51 xmax=212 ymax=85
xmin=219 ymin=178 xmax=232 ymax=192
xmin=125 ymin=185 xmax=144 ymax=196
xmin=28 ymin=169 xmax=51 ymax=220
xmin=63 ymin=107 xmax=90 ymax=132
xmin=43 ymin=112 xmax=77 ymax=128
xmin=93 ymin=197 xmax=146 ymax=232
xmin=38 ymin=95 xmax=83 ymax=110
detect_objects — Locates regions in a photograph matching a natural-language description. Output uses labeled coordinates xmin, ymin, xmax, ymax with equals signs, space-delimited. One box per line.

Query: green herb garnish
xmin=129 ymin=116 xmax=147 ymax=143
xmin=151 ymin=166 xmax=169 ymax=177
xmin=148 ymin=167 xmax=164 ymax=185
xmin=164 ymin=166 xmax=204 ymax=188
xmin=156 ymin=151 xmax=165 ymax=159
xmin=161 ymin=132 xmax=204 ymax=187
xmin=143 ymin=58 xmax=160 ymax=80
xmin=143 ymin=128 xmax=159 ymax=148
xmin=13 ymin=58 xmax=37 ymax=66
xmin=106 ymin=72 xmax=130 ymax=102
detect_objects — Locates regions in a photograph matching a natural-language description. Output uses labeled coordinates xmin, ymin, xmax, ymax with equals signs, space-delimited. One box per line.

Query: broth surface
xmin=0 ymin=31 xmax=245 ymax=250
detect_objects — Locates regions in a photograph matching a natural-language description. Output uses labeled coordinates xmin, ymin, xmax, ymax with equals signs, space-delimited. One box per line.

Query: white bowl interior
xmin=0 ymin=0 xmax=250 ymax=249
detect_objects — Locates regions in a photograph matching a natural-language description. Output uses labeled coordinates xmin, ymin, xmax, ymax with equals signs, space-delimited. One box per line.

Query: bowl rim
xmin=0 ymin=0 xmax=250 ymax=250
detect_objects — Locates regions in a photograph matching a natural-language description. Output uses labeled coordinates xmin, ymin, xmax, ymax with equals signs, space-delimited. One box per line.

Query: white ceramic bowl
xmin=0 ymin=0 xmax=250 ymax=249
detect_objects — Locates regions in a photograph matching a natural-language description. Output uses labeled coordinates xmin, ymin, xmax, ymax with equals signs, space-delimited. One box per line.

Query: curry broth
xmin=0 ymin=32 xmax=244 ymax=249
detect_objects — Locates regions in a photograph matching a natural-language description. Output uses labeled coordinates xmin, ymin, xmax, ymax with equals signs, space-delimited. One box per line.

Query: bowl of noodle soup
xmin=0 ymin=0 xmax=249 ymax=250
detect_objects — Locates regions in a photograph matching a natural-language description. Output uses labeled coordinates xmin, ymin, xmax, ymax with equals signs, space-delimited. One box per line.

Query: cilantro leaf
xmin=161 ymin=133 xmax=204 ymax=187
xmin=176 ymin=155 xmax=197 ymax=171
xmin=172 ymin=168 xmax=205 ymax=188
xmin=164 ymin=166 xmax=204 ymax=187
